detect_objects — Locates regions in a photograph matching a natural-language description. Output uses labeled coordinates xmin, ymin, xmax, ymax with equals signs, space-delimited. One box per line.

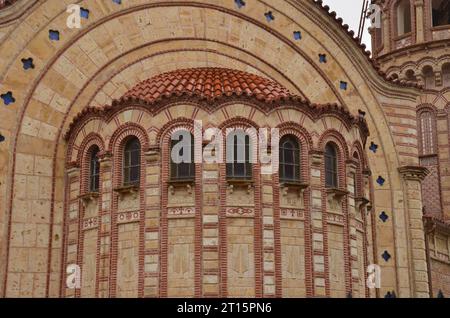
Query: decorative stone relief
xmin=231 ymin=244 xmax=250 ymax=278
xmin=226 ymin=207 xmax=255 ymax=218
xmin=285 ymin=245 xmax=302 ymax=276
xmin=167 ymin=207 xmax=196 ymax=218
xmin=82 ymin=217 xmax=98 ymax=231
xmin=117 ymin=211 xmax=140 ymax=224
xmin=226 ymin=186 xmax=254 ymax=206
xmin=280 ymin=209 xmax=305 ymax=220
xmin=117 ymin=190 xmax=140 ymax=211
xmin=280 ymin=186 xmax=306 ymax=209
xmin=326 ymin=212 xmax=345 ymax=226
xmin=326 ymin=188 xmax=348 ymax=212
xmin=168 ymin=184 xmax=195 ymax=207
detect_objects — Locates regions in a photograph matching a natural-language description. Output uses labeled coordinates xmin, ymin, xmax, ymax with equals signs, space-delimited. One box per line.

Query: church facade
xmin=0 ymin=0 xmax=448 ymax=298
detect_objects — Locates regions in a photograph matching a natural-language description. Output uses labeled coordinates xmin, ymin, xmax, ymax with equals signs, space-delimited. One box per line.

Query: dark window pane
xmin=325 ymin=143 xmax=338 ymax=188
xmin=170 ymin=132 xmax=195 ymax=180
xmin=130 ymin=166 xmax=139 ymax=183
xmin=124 ymin=137 xmax=140 ymax=185
xmin=89 ymin=146 xmax=100 ymax=192
xmin=285 ymin=165 xmax=294 ymax=180
xmin=279 ymin=136 xmax=300 ymax=182
xmin=227 ymin=132 xmax=252 ymax=180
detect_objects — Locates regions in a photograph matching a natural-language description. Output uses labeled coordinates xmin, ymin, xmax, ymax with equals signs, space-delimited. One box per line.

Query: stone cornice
xmin=64 ymin=95 xmax=370 ymax=144
xmin=398 ymin=165 xmax=430 ymax=181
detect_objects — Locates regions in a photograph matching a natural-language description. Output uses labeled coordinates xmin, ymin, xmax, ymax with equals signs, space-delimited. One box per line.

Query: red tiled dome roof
xmin=122 ymin=67 xmax=293 ymax=103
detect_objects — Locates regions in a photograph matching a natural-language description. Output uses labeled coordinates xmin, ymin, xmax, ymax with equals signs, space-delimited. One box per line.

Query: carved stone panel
xmin=118 ymin=193 xmax=139 ymax=212
xmin=168 ymin=184 xmax=195 ymax=207
xmin=168 ymin=207 xmax=196 ymax=219
xmin=167 ymin=219 xmax=195 ymax=297
xmin=280 ymin=187 xmax=305 ymax=209
xmin=227 ymin=218 xmax=255 ymax=297
xmin=226 ymin=186 xmax=254 ymax=207
xmin=116 ymin=223 xmax=139 ymax=298
xmin=81 ymin=229 xmax=97 ymax=298
xmin=281 ymin=220 xmax=305 ymax=297
xmin=328 ymin=224 xmax=346 ymax=298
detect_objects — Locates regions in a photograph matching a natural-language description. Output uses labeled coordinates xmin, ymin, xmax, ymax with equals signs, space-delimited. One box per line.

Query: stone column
xmin=261 ymin=173 xmax=275 ymax=297
xmin=202 ymin=163 xmax=220 ymax=297
xmin=143 ymin=147 xmax=161 ymax=297
xmin=97 ymin=152 xmax=112 ymax=297
xmin=414 ymin=0 xmax=425 ymax=43
xmin=398 ymin=165 xmax=430 ymax=297
xmin=310 ymin=150 xmax=327 ymax=297
xmin=64 ymin=165 xmax=80 ymax=298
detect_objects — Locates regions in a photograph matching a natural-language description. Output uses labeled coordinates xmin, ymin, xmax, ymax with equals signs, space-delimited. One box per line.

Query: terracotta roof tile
xmin=122 ymin=67 xmax=292 ymax=103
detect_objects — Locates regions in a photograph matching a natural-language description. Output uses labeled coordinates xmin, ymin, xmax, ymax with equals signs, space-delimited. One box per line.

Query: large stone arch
xmin=0 ymin=0 xmax=427 ymax=297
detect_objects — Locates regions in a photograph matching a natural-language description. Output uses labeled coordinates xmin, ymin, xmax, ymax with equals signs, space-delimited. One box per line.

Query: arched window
xmin=325 ymin=143 xmax=338 ymax=188
xmin=442 ymin=63 xmax=450 ymax=87
xmin=405 ymin=69 xmax=416 ymax=81
xmin=396 ymin=0 xmax=412 ymax=35
xmin=89 ymin=145 xmax=100 ymax=192
xmin=226 ymin=131 xmax=252 ymax=180
xmin=419 ymin=111 xmax=436 ymax=155
xmin=123 ymin=137 xmax=141 ymax=186
xmin=432 ymin=0 xmax=450 ymax=27
xmin=390 ymin=73 xmax=399 ymax=80
xmin=170 ymin=130 xmax=195 ymax=180
xmin=423 ymin=66 xmax=435 ymax=88
xmin=279 ymin=135 xmax=300 ymax=182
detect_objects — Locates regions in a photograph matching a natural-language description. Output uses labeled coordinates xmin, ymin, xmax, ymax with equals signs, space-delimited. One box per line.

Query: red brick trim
xmin=108 ymin=123 xmax=148 ymax=297
xmin=275 ymin=125 xmax=313 ymax=297
xmin=158 ymin=120 xmax=202 ymax=297
xmin=319 ymin=129 xmax=351 ymax=297
xmin=219 ymin=118 xmax=261 ymax=297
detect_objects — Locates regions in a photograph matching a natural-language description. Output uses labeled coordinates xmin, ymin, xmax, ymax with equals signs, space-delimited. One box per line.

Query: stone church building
xmin=0 ymin=0 xmax=449 ymax=298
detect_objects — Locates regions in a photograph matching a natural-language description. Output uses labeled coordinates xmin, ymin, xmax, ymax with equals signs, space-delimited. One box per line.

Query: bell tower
xmin=369 ymin=0 xmax=450 ymax=298
xmin=370 ymin=0 xmax=450 ymax=89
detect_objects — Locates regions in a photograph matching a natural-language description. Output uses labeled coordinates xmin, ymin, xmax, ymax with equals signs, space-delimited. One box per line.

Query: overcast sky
xmin=322 ymin=0 xmax=372 ymax=50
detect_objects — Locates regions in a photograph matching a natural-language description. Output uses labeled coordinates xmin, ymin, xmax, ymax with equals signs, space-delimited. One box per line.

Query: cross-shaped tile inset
xmin=376 ymin=176 xmax=385 ymax=186
xmin=80 ymin=7 xmax=89 ymax=19
xmin=379 ymin=211 xmax=389 ymax=222
xmin=1 ymin=91 xmax=15 ymax=105
xmin=382 ymin=250 xmax=391 ymax=262
xmin=319 ymin=54 xmax=327 ymax=63
xmin=235 ymin=0 xmax=246 ymax=9
xmin=21 ymin=58 xmax=34 ymax=70
xmin=265 ymin=11 xmax=275 ymax=22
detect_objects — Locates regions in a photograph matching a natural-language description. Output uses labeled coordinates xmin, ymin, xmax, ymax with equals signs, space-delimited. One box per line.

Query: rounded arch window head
xmin=396 ymin=0 xmax=412 ymax=36
xmin=432 ymin=0 xmax=450 ymax=27
xmin=422 ymin=66 xmax=435 ymax=89
xmin=390 ymin=73 xmax=399 ymax=80
xmin=88 ymin=145 xmax=100 ymax=193
xmin=405 ymin=69 xmax=416 ymax=81
xmin=279 ymin=135 xmax=300 ymax=182
xmin=123 ymin=137 xmax=141 ymax=186
xmin=325 ymin=142 xmax=338 ymax=189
